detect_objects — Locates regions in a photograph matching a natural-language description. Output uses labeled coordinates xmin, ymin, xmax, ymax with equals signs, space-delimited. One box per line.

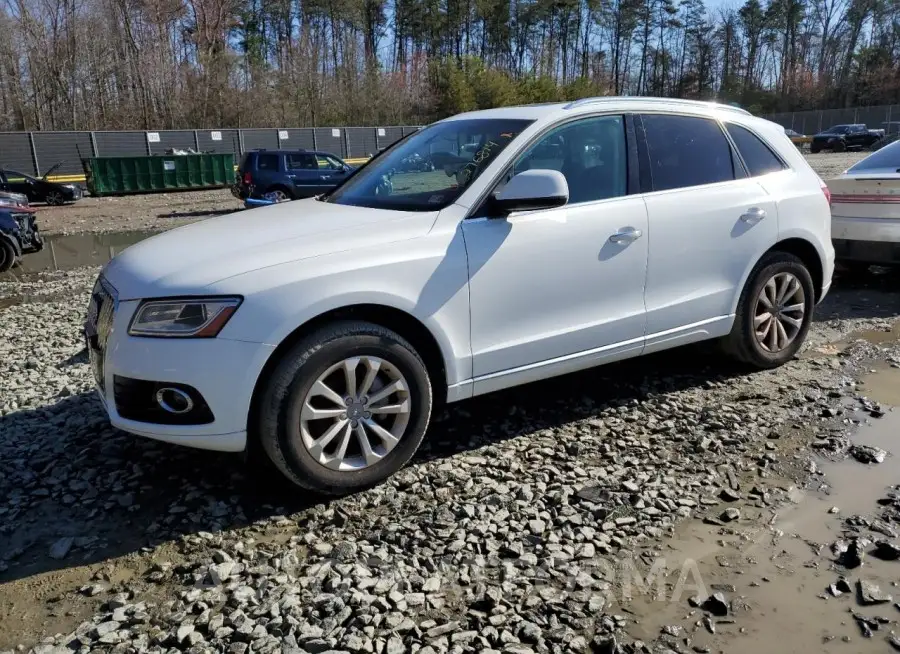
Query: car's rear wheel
xmin=45 ymin=190 xmax=65 ymax=205
xmin=256 ymin=321 xmax=433 ymax=494
xmin=0 ymin=240 xmax=15 ymax=273
xmin=721 ymin=251 xmax=815 ymax=369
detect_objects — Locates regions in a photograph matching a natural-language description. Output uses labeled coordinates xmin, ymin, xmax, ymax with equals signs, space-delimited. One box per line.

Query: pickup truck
xmin=810 ymin=124 xmax=885 ymax=153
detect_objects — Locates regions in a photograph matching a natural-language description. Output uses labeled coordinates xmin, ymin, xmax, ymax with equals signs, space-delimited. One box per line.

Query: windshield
xmin=847 ymin=140 xmax=900 ymax=173
xmin=824 ymin=125 xmax=850 ymax=134
xmin=325 ymin=118 xmax=533 ymax=211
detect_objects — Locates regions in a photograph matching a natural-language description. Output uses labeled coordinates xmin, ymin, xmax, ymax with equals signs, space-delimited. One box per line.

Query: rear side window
xmin=256 ymin=154 xmax=279 ymax=171
xmin=725 ymin=124 xmax=785 ymax=177
xmin=641 ymin=114 xmax=735 ymax=191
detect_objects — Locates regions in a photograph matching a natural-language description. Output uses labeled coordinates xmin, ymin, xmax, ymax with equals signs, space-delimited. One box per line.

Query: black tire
xmin=831 ymin=140 xmax=846 ymax=153
xmin=721 ymin=251 xmax=815 ymax=369
xmin=255 ymin=320 xmax=433 ymax=495
xmin=0 ymin=240 xmax=15 ymax=273
xmin=45 ymin=190 xmax=65 ymax=205
xmin=810 ymin=144 xmax=821 ymax=154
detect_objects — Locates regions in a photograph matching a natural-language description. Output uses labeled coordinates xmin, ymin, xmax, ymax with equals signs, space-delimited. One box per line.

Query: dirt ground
xmin=33 ymin=189 xmax=243 ymax=236
xmin=29 ymin=152 xmax=869 ymax=236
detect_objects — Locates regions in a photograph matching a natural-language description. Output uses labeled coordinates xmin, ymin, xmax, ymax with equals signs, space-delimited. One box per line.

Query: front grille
xmin=85 ymin=277 xmax=116 ymax=389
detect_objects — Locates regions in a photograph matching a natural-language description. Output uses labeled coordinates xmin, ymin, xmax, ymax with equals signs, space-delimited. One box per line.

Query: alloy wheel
xmin=298 ymin=356 xmax=411 ymax=471
xmin=753 ymin=272 xmax=806 ymax=353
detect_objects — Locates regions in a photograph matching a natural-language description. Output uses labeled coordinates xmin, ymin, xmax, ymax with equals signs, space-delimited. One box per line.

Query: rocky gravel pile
xmin=1 ymin=266 xmax=899 ymax=654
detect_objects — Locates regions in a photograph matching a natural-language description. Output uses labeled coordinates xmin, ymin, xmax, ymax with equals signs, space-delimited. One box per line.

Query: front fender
xmin=0 ymin=228 xmax=22 ymax=257
xmin=262 ymin=289 xmax=463 ymax=380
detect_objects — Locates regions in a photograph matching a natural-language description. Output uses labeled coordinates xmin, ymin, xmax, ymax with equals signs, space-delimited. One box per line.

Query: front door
xmin=2 ymin=171 xmax=36 ymax=200
xmin=462 ymin=114 xmax=650 ymax=394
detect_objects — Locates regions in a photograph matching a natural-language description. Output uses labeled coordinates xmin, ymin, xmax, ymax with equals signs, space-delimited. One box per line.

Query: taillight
xmin=820 ymin=180 xmax=831 ymax=206
xmin=242 ymin=172 xmax=252 ymax=185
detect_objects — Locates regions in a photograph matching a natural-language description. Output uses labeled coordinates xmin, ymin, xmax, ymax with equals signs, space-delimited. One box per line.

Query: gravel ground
xmin=1 ymin=263 xmax=899 ymax=654
xmin=33 ymin=190 xmax=242 ymax=236
xmin=30 ymin=152 xmax=868 ymax=236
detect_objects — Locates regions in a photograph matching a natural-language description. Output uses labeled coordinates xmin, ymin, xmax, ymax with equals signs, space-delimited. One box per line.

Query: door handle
xmin=740 ymin=207 xmax=766 ymax=225
xmin=609 ymin=227 xmax=643 ymax=244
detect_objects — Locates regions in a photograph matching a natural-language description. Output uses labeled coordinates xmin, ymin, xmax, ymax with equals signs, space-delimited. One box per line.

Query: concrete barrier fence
xmin=0 ymin=126 xmax=422 ymax=183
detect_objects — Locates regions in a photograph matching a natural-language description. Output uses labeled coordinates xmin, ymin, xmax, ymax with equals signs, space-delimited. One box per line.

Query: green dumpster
xmin=81 ymin=153 xmax=235 ymax=196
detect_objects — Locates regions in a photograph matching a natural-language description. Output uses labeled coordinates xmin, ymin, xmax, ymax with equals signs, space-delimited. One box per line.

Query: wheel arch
xmin=767 ymin=237 xmax=825 ymax=302
xmin=263 ymin=183 xmax=294 ymax=198
xmin=246 ymin=303 xmax=450 ymax=438
xmin=732 ymin=236 xmax=826 ymax=316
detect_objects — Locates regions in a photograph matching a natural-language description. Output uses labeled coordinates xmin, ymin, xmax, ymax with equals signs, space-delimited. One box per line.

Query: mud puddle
xmin=1 ymin=229 xmax=157 ymax=280
xmin=616 ymin=407 xmax=900 ymax=653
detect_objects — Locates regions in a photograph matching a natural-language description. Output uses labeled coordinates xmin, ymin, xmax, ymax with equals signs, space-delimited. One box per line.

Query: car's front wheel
xmin=256 ymin=321 xmax=433 ymax=494
xmin=45 ymin=190 xmax=65 ymax=205
xmin=721 ymin=251 xmax=815 ymax=369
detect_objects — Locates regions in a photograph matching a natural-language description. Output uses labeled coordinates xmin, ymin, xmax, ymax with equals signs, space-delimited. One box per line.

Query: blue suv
xmin=232 ymin=149 xmax=355 ymax=201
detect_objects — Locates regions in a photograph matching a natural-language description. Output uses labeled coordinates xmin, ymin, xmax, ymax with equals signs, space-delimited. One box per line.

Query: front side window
xmin=325 ymin=118 xmax=533 ymax=211
xmin=725 ymin=124 xmax=785 ymax=177
xmin=4 ymin=170 xmax=33 ymax=183
xmin=641 ymin=114 xmax=735 ymax=191
xmin=288 ymin=153 xmax=318 ymax=170
xmin=317 ymin=155 xmax=344 ymax=170
xmin=826 ymin=125 xmax=850 ymax=134
xmin=508 ymin=115 xmax=627 ymax=204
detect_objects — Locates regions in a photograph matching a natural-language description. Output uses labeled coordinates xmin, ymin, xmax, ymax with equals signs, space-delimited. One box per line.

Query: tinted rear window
xmin=257 ymin=154 xmax=279 ymax=171
xmin=725 ymin=124 xmax=785 ymax=177
xmin=641 ymin=114 xmax=735 ymax=191
xmin=847 ymin=140 xmax=900 ymax=172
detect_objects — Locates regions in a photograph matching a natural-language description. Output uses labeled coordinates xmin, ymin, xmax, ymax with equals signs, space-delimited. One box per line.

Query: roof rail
xmin=563 ymin=96 xmax=752 ymax=116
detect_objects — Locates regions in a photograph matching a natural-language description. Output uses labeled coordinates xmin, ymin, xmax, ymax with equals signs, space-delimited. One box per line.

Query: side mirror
xmin=491 ymin=169 xmax=569 ymax=215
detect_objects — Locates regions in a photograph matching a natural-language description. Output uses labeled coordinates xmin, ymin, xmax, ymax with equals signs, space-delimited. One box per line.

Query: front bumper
xmin=85 ymin=278 xmax=274 ymax=452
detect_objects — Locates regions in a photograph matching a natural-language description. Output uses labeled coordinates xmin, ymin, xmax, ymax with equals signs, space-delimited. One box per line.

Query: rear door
xmin=847 ymin=125 xmax=868 ymax=149
xmin=638 ymin=113 xmax=779 ymax=351
xmin=286 ymin=153 xmax=323 ymax=197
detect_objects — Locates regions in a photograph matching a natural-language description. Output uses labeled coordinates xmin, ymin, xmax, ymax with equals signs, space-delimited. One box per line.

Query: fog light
xmin=155 ymin=387 xmax=195 ymax=414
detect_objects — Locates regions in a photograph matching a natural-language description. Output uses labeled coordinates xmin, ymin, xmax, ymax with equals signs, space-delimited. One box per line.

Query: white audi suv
xmin=84 ymin=98 xmax=835 ymax=493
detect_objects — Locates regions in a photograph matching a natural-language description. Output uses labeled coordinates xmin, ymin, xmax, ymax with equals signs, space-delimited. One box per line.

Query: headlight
xmin=128 ymin=297 xmax=241 ymax=337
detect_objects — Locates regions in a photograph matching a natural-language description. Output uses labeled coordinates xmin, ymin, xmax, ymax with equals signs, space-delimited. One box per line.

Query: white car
xmin=828 ymin=139 xmax=900 ymax=271
xmin=84 ymin=98 xmax=835 ymax=494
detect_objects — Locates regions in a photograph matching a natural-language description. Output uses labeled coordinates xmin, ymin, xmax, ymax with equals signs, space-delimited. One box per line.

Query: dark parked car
xmin=231 ymin=149 xmax=355 ymax=201
xmin=0 ymin=164 xmax=83 ymax=205
xmin=810 ymin=124 xmax=885 ymax=153
xmin=0 ymin=205 xmax=43 ymax=272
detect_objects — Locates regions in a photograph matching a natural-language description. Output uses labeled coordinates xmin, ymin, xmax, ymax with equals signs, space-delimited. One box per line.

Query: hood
xmin=41 ymin=162 xmax=63 ymax=179
xmin=102 ymin=199 xmax=436 ymax=300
